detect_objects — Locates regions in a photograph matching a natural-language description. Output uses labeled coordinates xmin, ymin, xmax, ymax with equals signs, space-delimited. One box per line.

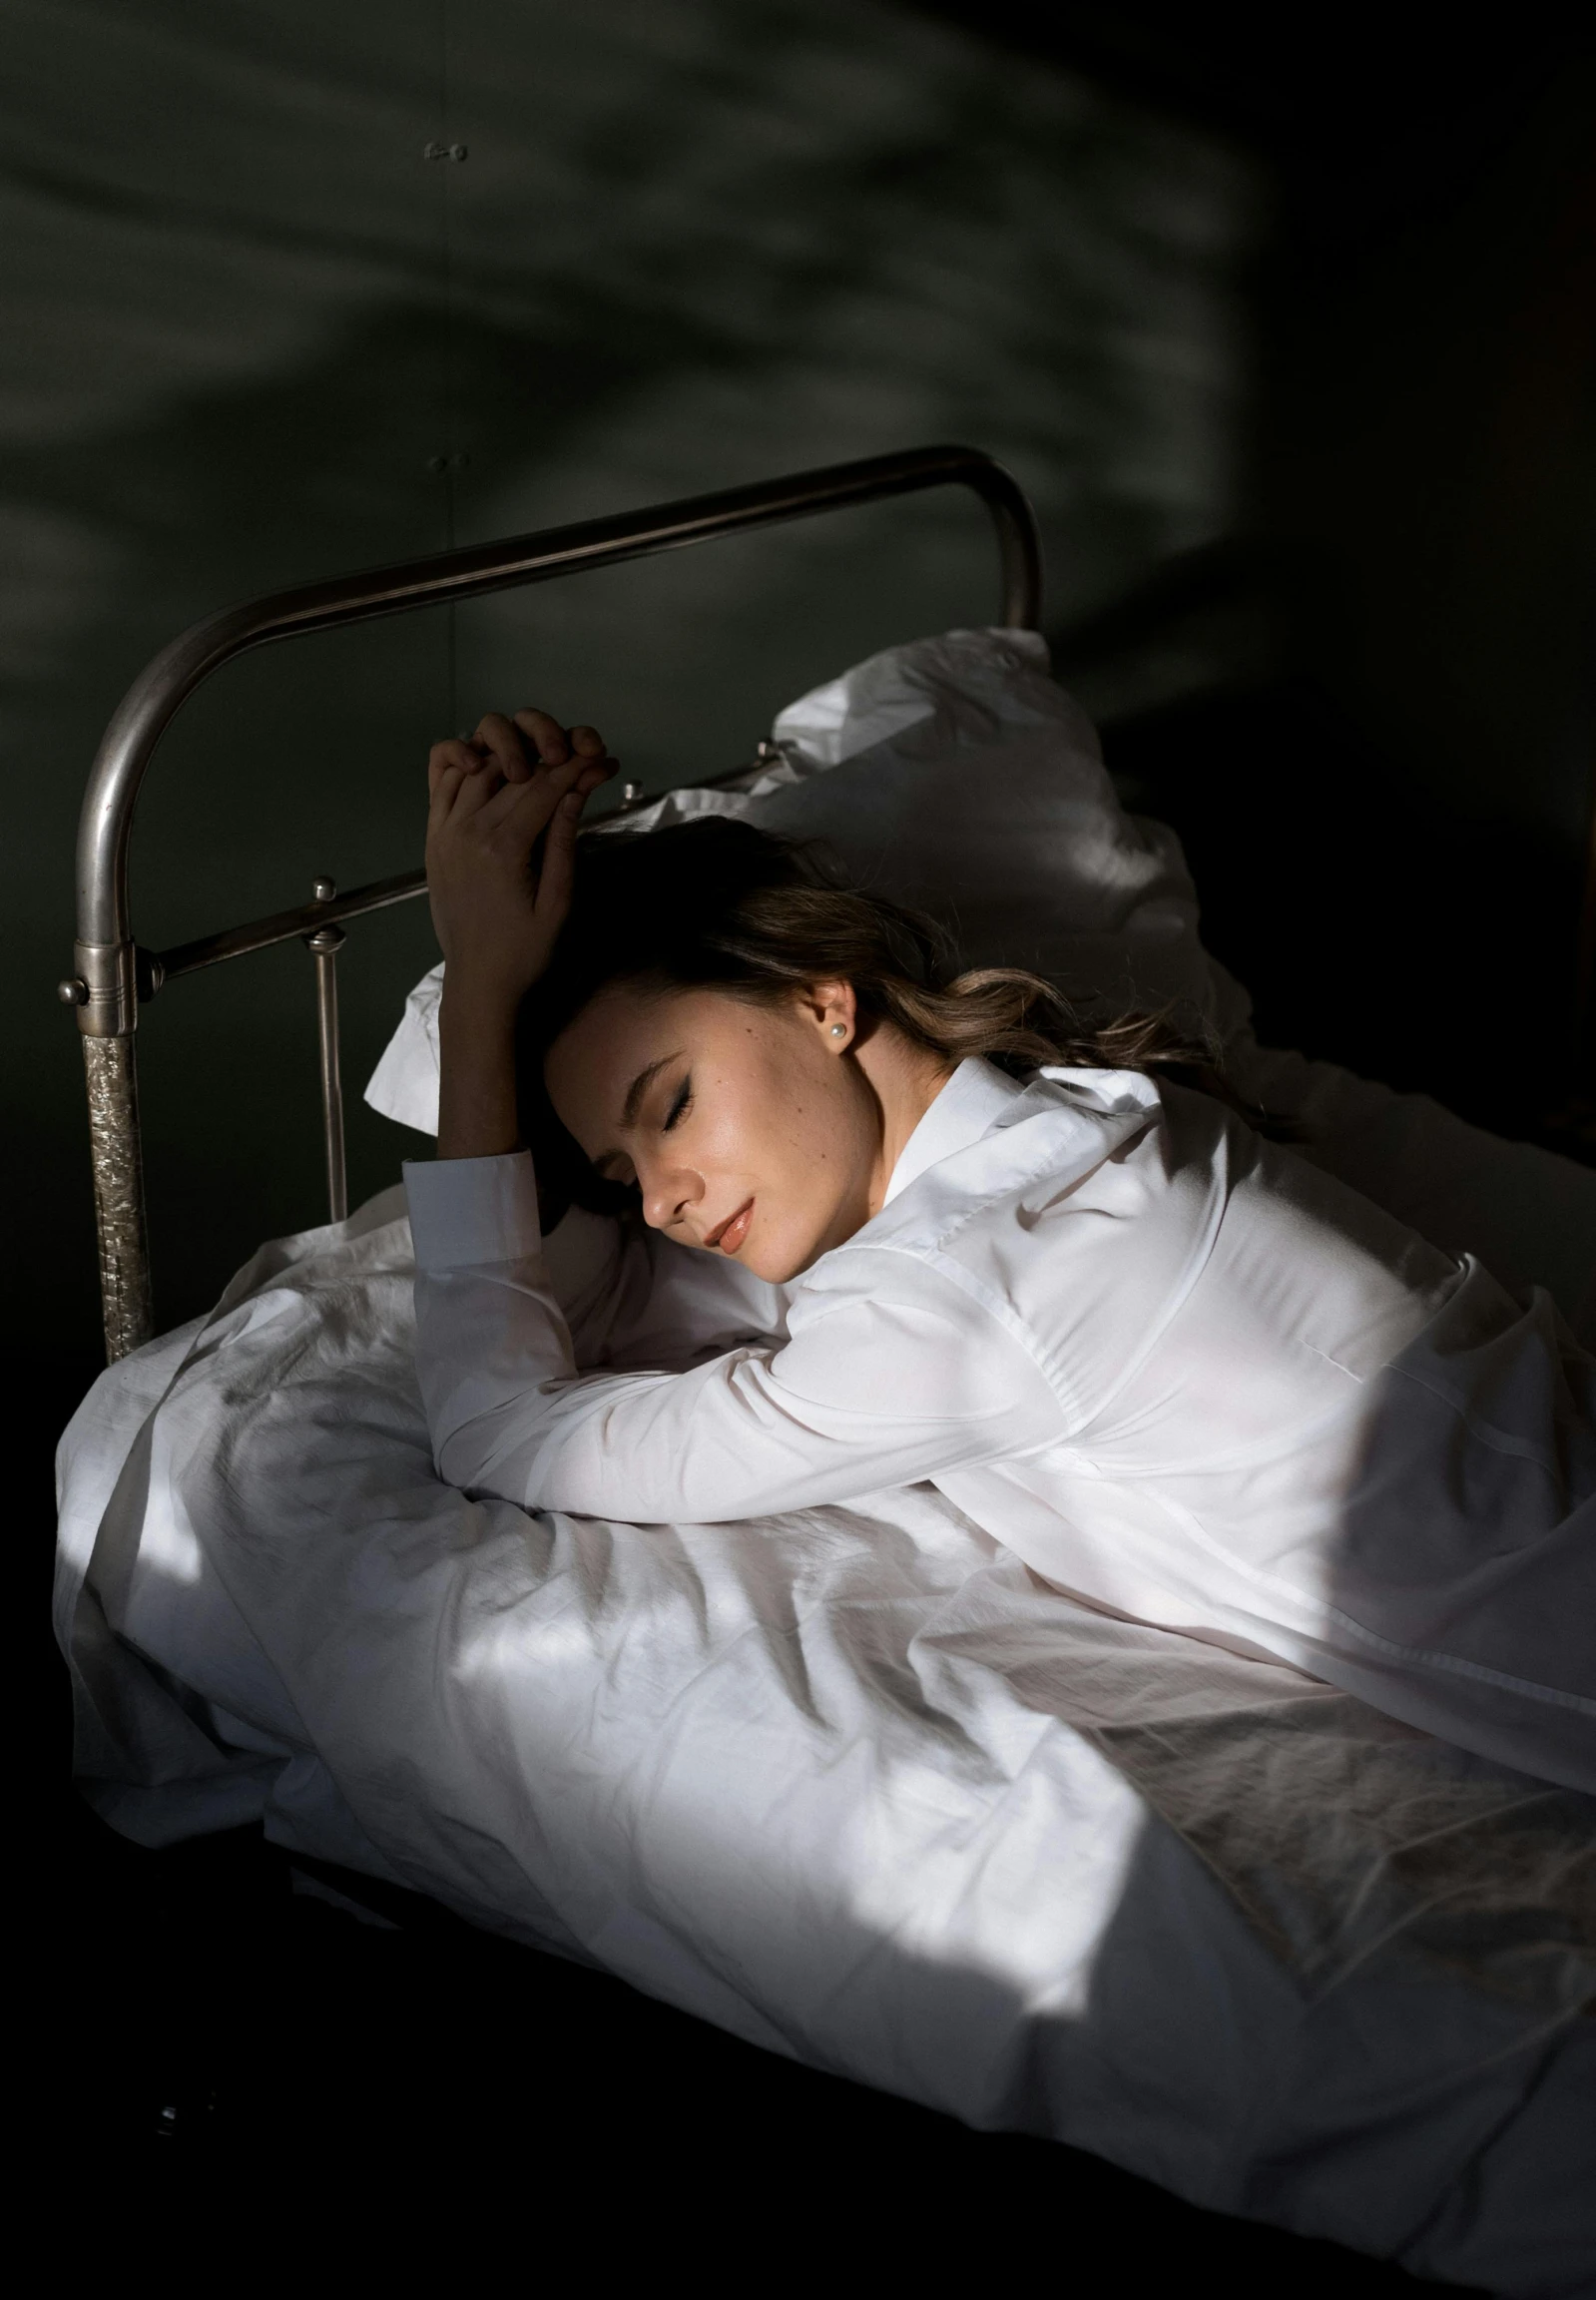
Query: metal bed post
xmin=77 ymin=1032 xmax=153 ymax=1362
xmin=61 ymin=444 xmax=1044 ymax=1361
xmin=306 ymin=877 xmax=348 ymax=1225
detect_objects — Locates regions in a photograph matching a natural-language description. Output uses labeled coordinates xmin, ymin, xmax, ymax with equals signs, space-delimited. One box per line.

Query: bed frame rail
xmin=61 ymin=444 xmax=1043 ymax=1362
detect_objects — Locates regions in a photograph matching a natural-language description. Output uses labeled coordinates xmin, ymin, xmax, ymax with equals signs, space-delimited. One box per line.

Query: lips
xmin=705 ymin=1197 xmax=755 ymax=1255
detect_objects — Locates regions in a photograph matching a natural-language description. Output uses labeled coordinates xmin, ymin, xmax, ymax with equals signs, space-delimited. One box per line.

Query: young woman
xmin=408 ymin=706 xmax=1595 ymax=1794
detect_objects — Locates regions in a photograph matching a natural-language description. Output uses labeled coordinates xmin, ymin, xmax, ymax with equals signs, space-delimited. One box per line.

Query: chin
xmin=747 ymin=1219 xmax=833 ymax=1286
xmin=736 ymin=1222 xmax=801 ymax=1284
xmin=745 ymin=1246 xmax=806 ymax=1285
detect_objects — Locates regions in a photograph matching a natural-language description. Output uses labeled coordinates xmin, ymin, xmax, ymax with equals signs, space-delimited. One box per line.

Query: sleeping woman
xmin=407 ymin=705 xmax=1595 ymax=1796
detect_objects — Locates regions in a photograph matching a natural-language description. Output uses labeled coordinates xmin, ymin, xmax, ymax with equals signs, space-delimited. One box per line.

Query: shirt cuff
xmin=404 ymin=1151 xmax=543 ymax=1271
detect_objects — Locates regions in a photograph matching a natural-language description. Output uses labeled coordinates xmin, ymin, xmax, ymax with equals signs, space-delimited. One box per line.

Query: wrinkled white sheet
xmin=56 ymin=1191 xmax=1595 ymax=2295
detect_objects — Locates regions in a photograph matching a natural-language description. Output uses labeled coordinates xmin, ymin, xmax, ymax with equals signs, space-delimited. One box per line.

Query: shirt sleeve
xmin=404 ymin=1151 xmax=1061 ymax=1522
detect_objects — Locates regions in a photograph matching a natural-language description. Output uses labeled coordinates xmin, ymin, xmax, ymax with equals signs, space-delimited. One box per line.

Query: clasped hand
xmin=426 ymin=708 xmax=618 ymax=1009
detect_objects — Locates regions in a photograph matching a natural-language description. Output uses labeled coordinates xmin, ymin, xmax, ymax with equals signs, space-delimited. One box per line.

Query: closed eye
xmin=663 ymin=1074 xmax=693 ymax=1132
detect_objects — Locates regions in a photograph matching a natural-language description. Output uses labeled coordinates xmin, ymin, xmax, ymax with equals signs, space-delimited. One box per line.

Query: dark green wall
xmin=6 ymin=0 xmax=1257 ymax=1367
xmin=9 ymin=2 xmax=1593 ymax=1393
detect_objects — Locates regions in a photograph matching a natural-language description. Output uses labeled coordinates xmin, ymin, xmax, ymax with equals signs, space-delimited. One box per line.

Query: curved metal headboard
xmin=62 ymin=443 xmax=1044 ymax=1360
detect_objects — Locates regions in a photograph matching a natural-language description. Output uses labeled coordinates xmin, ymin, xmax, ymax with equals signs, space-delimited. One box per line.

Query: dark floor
xmin=32 ymin=673 xmax=1586 ymax=2278
xmin=27 ymin=1790 xmax=1482 ymax=2287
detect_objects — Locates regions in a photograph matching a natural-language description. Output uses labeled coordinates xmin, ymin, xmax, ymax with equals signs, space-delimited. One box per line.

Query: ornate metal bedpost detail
xmin=306 ymin=877 xmax=347 ymax=1224
xmin=61 ymin=933 xmax=153 ymax=1362
xmin=80 ymin=1032 xmax=154 ymax=1363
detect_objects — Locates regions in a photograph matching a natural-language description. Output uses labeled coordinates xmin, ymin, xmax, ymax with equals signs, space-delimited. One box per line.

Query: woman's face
xmin=544 ymin=980 xmax=888 ymax=1282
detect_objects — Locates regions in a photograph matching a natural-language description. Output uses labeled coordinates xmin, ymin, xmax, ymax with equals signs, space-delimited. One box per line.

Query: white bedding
xmin=56 ymin=1194 xmax=1595 ymax=2293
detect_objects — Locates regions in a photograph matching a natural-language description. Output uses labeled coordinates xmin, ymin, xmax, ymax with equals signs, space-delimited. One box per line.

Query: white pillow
xmin=364 ymin=628 xmax=1241 ymax=1138
xmin=363 ymin=964 xmax=445 ymax=1136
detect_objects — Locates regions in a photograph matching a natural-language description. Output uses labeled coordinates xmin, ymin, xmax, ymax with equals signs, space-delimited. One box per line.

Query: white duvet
xmin=56 ymin=1191 xmax=1595 ymax=2294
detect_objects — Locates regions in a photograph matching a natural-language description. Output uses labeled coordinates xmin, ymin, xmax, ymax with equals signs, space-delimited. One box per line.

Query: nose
xmin=639 ymin=1157 xmax=703 ymax=1235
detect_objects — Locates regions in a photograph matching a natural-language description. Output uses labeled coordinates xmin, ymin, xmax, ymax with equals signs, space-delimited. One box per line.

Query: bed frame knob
xmin=57 ymin=976 xmax=88 ymax=1005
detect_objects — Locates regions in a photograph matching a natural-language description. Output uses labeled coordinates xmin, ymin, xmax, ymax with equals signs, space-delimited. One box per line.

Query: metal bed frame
xmin=61 ymin=443 xmax=1043 ymax=1365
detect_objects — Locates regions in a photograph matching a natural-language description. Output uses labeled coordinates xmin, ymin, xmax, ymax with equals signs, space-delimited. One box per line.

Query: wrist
xmin=438 ymin=962 xmax=528 ymax=1025
xmin=434 ymin=967 xmax=527 ymax=1162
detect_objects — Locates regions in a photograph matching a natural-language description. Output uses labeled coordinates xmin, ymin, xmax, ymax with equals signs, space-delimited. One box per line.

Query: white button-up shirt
xmin=406 ymin=1059 xmax=1595 ymax=1791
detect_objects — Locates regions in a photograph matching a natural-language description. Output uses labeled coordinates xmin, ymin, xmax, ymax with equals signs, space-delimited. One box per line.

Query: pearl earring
xmin=830 ymin=1024 xmax=846 ymax=1037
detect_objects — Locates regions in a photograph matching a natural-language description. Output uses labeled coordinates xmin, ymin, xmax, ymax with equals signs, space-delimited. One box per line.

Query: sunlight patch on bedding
xmin=131 ymin=1493 xmax=205 ymax=1588
xmin=834 ymin=1743 xmax=1147 ymax=2017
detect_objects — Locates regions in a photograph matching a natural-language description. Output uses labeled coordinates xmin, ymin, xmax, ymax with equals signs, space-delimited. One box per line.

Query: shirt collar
xmin=883 ymin=1057 xmax=1025 ymax=1206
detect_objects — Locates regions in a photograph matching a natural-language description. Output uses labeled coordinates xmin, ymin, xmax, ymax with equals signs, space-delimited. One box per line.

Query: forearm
xmin=406 ymin=1151 xmax=583 ymax=1499
xmin=407 ymin=1156 xmax=1061 ymax=1519
xmin=436 ymin=971 xmax=522 ymax=1161
xmin=425 ymin=704 xmax=614 ymax=1161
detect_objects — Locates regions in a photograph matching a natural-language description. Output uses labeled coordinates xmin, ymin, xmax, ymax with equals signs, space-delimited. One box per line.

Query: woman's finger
xmin=448 ymin=757 xmax=507 ymax=818
xmin=533 ymin=784 xmax=586 ymax=926
xmin=512 ymin=707 xmax=572 ymax=767
xmin=574 ymin=756 xmax=618 ymax=798
xmin=480 ymin=752 xmax=585 ymax=837
xmin=427 ymin=766 xmax=464 ymax=830
xmin=474 ymin=712 xmax=533 ymax=784
xmin=427 ymin=736 xmax=483 ymax=803
xmin=567 ymin=724 xmax=607 ymax=760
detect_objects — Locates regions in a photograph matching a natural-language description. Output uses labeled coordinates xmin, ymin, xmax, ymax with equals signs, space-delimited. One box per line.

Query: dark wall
xmin=5 ymin=0 xmax=1257 ymax=1374
xmin=6 ymin=1 xmax=1592 ymax=1396
xmin=1222 ymin=33 xmax=1595 ymax=1115
xmin=993 ymin=8 xmax=1596 ymax=1126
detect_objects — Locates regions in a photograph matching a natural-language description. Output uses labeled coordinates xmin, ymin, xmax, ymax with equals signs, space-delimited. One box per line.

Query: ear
xmin=798 ymin=978 xmax=858 ymax=1050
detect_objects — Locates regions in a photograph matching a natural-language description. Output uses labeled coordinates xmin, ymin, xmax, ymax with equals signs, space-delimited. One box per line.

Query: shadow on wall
xmin=1073 ymin=41 xmax=1596 ymax=1144
xmin=2 ymin=0 xmax=1254 ymax=1359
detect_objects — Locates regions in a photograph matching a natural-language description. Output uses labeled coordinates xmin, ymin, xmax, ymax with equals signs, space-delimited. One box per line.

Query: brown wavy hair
xmin=518 ymin=815 xmax=1249 ymax=1224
